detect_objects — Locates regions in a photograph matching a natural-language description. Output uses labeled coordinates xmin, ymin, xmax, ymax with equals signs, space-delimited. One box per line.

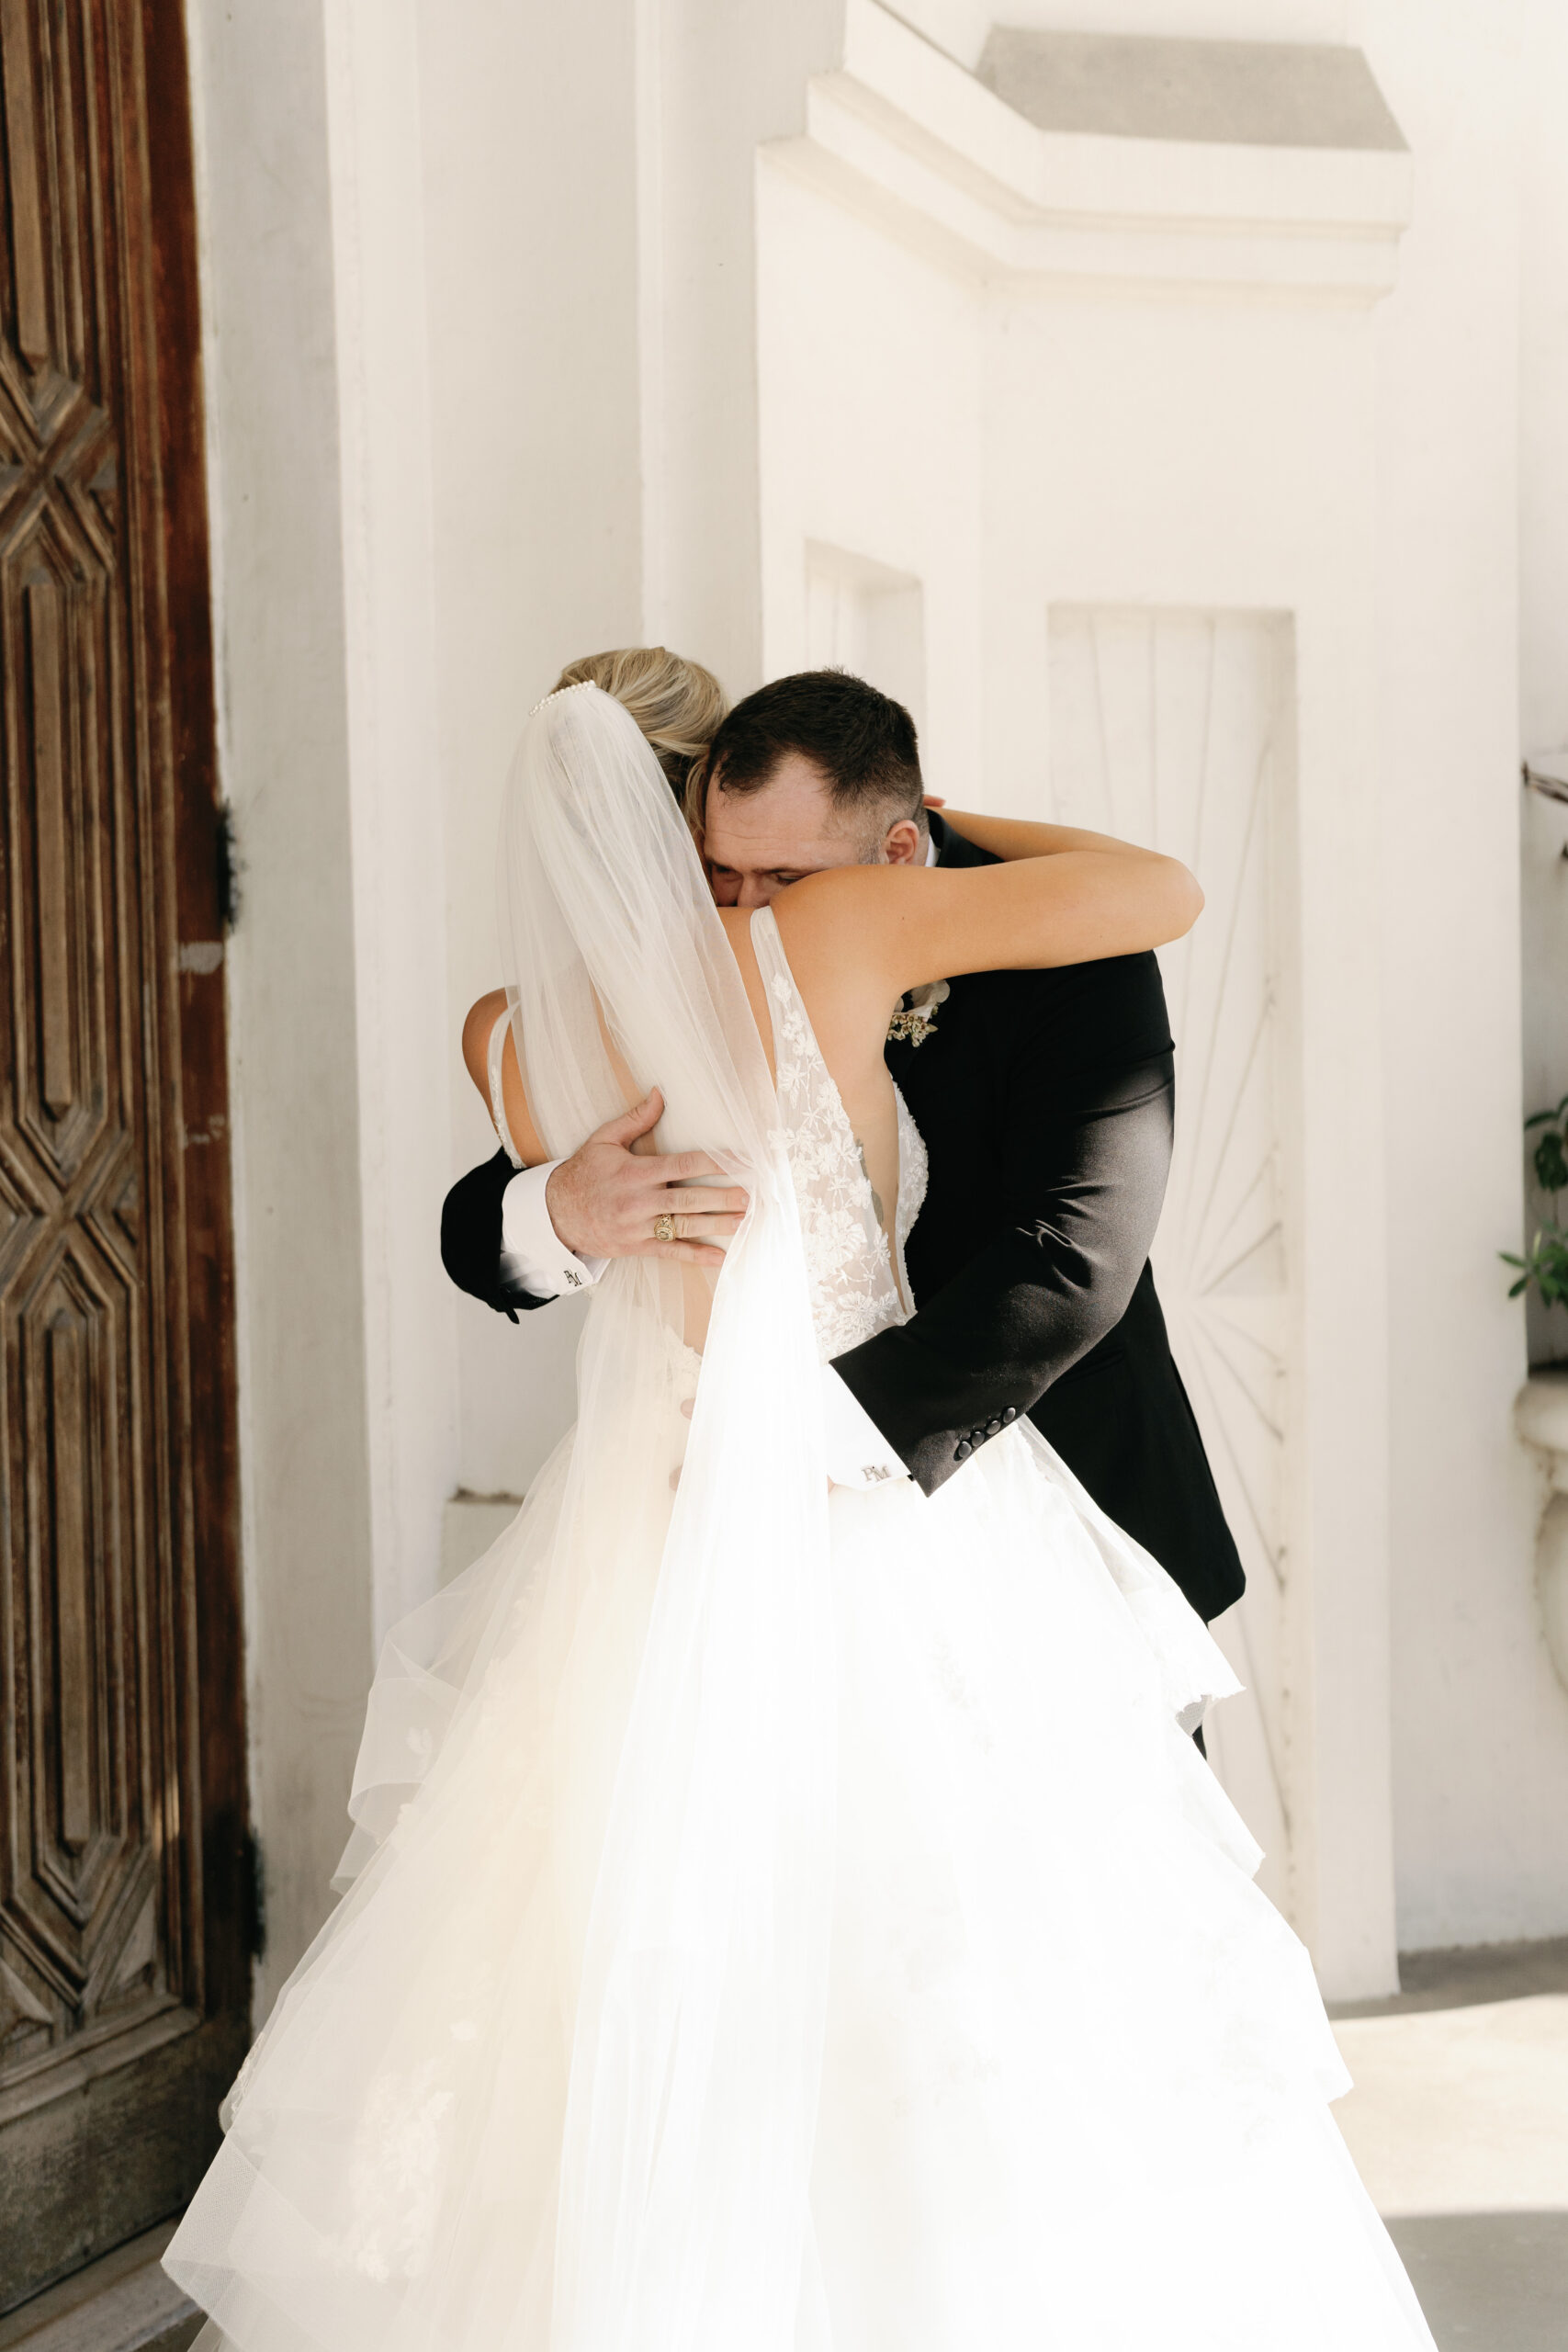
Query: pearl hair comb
xmin=530 ymin=681 xmax=601 ymax=716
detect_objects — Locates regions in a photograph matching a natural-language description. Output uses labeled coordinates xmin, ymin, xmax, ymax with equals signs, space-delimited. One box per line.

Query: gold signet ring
xmin=653 ymin=1214 xmax=678 ymax=1243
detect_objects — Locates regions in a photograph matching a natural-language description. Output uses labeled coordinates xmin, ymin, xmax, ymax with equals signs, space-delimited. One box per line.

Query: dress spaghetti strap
xmin=488 ymin=1010 xmax=525 ymax=1169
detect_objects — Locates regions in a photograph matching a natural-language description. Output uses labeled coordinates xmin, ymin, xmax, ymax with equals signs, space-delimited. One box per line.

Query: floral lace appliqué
xmin=751 ymin=909 xmax=928 ymax=1362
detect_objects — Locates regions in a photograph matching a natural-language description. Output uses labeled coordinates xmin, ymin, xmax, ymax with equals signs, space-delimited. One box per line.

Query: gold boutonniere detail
xmin=886 ymin=979 xmax=950 ymax=1048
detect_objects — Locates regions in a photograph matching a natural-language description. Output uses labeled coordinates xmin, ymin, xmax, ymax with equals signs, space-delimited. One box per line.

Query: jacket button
xmin=1002 ymin=1407 xmax=1017 ymax=1423
xmin=985 ymin=1418 xmax=1003 ymax=1436
xmin=953 ymin=1441 xmax=972 ymax=1461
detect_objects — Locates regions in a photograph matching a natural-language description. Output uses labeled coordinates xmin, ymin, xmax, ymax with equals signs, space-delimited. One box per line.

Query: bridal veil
xmin=167 ymin=684 xmax=835 ymax=2350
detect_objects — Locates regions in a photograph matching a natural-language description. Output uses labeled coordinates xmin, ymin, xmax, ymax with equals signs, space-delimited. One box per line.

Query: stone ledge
xmin=440 ymin=1489 xmax=524 ymax=1587
xmin=0 ymin=2228 xmax=198 ymax=2352
xmin=1517 ymin=1367 xmax=1568 ymax=1476
xmin=978 ymin=28 xmax=1407 ymax=155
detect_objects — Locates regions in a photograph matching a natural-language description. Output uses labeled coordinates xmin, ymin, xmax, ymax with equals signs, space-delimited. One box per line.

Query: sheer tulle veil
xmin=499 ymin=684 xmax=836 ymax=2346
xmin=166 ymin=684 xmax=835 ymax=2351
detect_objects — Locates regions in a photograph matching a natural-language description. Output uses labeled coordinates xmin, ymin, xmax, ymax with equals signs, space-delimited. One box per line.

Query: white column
xmin=323 ymin=0 xmax=458 ymax=1645
xmin=643 ymin=0 xmax=844 ymax=688
xmin=1359 ymin=0 xmax=1566 ymax=1954
xmin=189 ymin=0 xmax=463 ymax=1996
xmin=1291 ymin=561 xmax=1400 ymax=1998
xmin=187 ymin=0 xmax=378 ymax=1998
xmin=412 ymin=0 xmax=648 ymax=1506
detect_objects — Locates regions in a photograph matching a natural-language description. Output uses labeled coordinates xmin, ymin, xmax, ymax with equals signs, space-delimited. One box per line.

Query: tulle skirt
xmin=166 ymin=1396 xmax=1435 ymax=2350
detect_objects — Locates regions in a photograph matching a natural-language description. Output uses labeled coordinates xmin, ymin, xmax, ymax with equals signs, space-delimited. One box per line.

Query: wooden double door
xmin=0 ymin=0 xmax=248 ymax=2312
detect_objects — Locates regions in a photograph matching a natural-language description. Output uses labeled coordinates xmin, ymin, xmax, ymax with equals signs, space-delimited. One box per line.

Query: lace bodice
xmin=750 ymin=906 xmax=927 ymax=1363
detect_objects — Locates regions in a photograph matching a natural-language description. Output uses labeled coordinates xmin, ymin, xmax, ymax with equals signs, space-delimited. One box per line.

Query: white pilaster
xmin=186 ymin=0 xmax=378 ymax=1998
xmin=323 ymin=0 xmax=458 ymax=1647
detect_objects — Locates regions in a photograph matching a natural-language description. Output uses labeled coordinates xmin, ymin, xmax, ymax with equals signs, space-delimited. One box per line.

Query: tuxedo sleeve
xmin=501 ymin=1163 xmax=608 ymax=1296
xmin=830 ymin=965 xmax=1175 ymax=1498
xmin=441 ymin=1148 xmax=558 ymax=1319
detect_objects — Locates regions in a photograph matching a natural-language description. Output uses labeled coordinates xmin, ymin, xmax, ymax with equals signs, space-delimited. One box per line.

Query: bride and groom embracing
xmin=166 ymin=652 xmax=1437 ymax=2347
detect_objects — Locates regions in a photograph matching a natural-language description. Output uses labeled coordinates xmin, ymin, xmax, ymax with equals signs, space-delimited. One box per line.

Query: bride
xmin=166 ymin=681 xmax=1436 ymax=2350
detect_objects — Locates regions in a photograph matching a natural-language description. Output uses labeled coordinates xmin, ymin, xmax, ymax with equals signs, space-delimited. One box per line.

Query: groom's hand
xmin=544 ymin=1089 xmax=748 ymax=1268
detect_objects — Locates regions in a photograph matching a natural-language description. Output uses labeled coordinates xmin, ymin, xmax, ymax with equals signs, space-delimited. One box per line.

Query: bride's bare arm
xmin=779 ymin=839 xmax=1201 ymax=1002
xmin=461 ymin=989 xmax=550 ymax=1163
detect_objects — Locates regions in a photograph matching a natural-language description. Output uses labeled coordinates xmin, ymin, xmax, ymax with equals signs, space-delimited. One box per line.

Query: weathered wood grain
xmin=0 ymin=0 xmax=245 ymax=2313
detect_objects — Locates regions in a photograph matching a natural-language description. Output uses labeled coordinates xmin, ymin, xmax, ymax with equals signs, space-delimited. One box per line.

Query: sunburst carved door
xmin=1048 ymin=605 xmax=1303 ymax=1920
xmin=0 ymin=0 xmax=247 ymax=2310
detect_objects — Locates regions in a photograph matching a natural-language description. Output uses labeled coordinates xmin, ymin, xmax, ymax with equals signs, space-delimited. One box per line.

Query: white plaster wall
xmin=1353 ymin=0 xmax=1568 ymax=1950
xmin=981 ymin=288 xmax=1395 ymax=1995
xmin=1517 ymin=0 xmax=1568 ymax=1372
xmin=186 ymin=0 xmax=378 ymax=1999
xmin=419 ymin=0 xmax=855 ymax=1500
xmin=756 ymin=162 xmax=985 ymax=797
xmin=644 ymin=1 xmax=844 ymax=678
xmin=416 ymin=0 xmax=646 ymax=1499
xmin=323 ymin=0 xmax=459 ymax=1645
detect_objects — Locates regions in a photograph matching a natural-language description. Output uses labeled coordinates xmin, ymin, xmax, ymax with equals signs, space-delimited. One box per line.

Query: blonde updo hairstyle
xmin=553 ymin=647 xmax=727 ymax=804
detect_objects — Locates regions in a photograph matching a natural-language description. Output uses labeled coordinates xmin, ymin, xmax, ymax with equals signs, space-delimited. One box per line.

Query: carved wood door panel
xmin=0 ymin=0 xmax=246 ymax=2310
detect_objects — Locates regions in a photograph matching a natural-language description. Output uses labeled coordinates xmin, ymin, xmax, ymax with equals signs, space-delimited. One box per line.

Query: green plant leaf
xmin=1533 ymin=1133 xmax=1568 ymax=1194
xmin=1508 ymin=1105 xmax=1568 ymax=1304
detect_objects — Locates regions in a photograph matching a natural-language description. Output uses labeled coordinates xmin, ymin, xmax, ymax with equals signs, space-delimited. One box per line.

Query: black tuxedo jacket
xmin=440 ymin=816 xmax=1245 ymax=1623
xmin=834 ymin=816 xmax=1243 ymax=1623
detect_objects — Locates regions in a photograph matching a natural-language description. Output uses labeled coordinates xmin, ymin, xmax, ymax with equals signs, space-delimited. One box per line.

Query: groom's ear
xmin=882 ymin=817 xmax=923 ymax=867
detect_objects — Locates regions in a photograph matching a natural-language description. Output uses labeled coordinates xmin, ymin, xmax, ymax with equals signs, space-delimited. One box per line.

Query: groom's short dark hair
xmin=692 ymin=670 xmax=923 ymax=840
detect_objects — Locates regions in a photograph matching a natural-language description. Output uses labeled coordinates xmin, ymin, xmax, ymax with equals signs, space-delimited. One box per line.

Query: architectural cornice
xmin=773 ymin=2 xmax=1412 ymax=301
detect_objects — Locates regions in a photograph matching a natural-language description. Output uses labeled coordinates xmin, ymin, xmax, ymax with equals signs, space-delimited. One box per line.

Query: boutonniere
xmin=886 ymin=979 xmax=950 ymax=1048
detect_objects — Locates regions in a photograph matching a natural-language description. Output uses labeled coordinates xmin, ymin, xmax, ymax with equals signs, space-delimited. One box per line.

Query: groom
xmin=443 ymin=669 xmax=1243 ymax=1625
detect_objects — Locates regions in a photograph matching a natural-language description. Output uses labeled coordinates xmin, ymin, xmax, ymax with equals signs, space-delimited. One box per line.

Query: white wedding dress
xmin=167 ymin=686 xmax=1435 ymax=2351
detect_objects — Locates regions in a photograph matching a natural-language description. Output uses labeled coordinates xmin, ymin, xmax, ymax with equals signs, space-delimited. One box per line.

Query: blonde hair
xmin=553 ymin=647 xmax=727 ymax=801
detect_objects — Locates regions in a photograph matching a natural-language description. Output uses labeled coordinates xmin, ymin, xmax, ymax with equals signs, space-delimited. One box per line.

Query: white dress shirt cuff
xmin=499 ymin=1161 xmax=608 ymax=1299
xmin=821 ymin=1365 xmax=910 ymax=1489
